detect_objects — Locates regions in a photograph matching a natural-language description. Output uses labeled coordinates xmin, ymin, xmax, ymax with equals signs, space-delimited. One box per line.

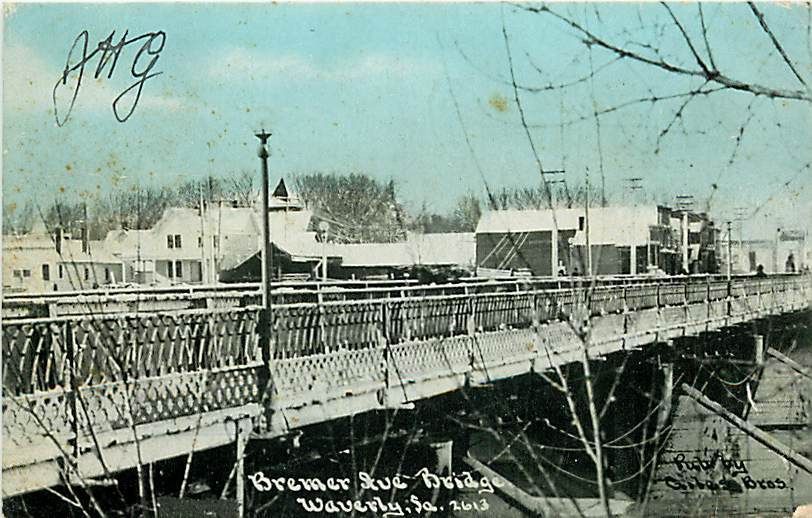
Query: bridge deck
xmin=3 ymin=275 xmax=809 ymax=496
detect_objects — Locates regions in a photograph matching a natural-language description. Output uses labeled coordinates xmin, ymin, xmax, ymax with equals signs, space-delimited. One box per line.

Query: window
xmin=13 ymin=270 xmax=22 ymax=278
xmin=174 ymin=234 xmax=182 ymax=248
xmin=212 ymin=235 xmax=218 ymax=248
xmin=84 ymin=267 xmax=89 ymax=281
xmin=105 ymin=268 xmax=111 ymax=282
xmin=59 ymin=264 xmax=64 ymax=278
xmin=167 ymin=235 xmax=174 ymax=249
xmin=167 ymin=262 xmax=174 ymax=278
xmin=42 ymin=264 xmax=50 ymax=281
xmin=175 ymin=260 xmax=183 ymax=278
xmin=198 ymin=236 xmax=203 ymax=248
xmin=22 ymin=269 xmax=31 ymax=278
xmin=578 ymin=216 xmax=585 ymax=231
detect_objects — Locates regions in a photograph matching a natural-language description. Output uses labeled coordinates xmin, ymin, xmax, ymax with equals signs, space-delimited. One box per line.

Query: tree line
xmin=3 ymin=171 xmax=602 ymax=242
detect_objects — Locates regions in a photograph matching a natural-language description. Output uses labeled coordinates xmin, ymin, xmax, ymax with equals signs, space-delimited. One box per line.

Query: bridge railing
xmin=263 ymin=275 xmax=809 ymax=432
xmin=267 ymin=275 xmax=810 ymax=359
xmin=4 ymin=275 xmax=807 ymax=395
xmin=3 ymin=275 xmax=808 ymax=477
xmin=6 ymin=274 xmax=801 ymax=319
xmin=2 ymin=308 xmax=263 ymax=455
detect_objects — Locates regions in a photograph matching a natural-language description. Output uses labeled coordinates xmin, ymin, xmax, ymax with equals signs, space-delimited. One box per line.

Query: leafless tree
xmin=292 ymin=172 xmax=408 ymax=243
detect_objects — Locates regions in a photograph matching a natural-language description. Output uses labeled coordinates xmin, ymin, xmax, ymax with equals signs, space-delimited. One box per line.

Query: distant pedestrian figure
xmin=755 ymin=264 xmax=767 ymax=278
xmin=786 ymin=253 xmax=796 ymax=273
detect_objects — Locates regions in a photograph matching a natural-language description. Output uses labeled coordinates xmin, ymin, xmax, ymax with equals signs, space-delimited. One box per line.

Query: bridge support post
xmin=425 ymin=437 xmax=454 ymax=508
xmin=430 ymin=439 xmax=453 ymax=476
xmin=656 ymin=360 xmax=674 ymax=431
xmin=235 ymin=417 xmax=251 ymax=518
xmin=754 ymin=334 xmax=765 ymax=366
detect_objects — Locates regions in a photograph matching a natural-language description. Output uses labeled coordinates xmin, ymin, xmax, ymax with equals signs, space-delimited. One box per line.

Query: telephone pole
xmin=585 ymin=168 xmax=592 ymax=276
xmin=624 ymin=177 xmax=643 ymax=206
xmin=726 ymin=221 xmax=733 ymax=280
xmin=734 ymin=207 xmax=747 ymax=270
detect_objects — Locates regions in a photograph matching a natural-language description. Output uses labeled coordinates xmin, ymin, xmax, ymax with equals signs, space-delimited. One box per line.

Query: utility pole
xmin=318 ymin=221 xmax=330 ymax=282
xmin=544 ymin=169 xmax=565 ymax=277
xmin=726 ymin=221 xmax=733 ymax=280
xmin=774 ymin=227 xmax=780 ymax=273
xmin=199 ymin=186 xmax=208 ymax=284
xmin=734 ymin=207 xmax=747 ymax=271
xmin=585 ymin=168 xmax=592 ymax=276
xmin=542 ymin=169 xmax=566 ymax=207
xmin=676 ymin=195 xmax=693 ymax=274
xmin=624 ymin=177 xmax=643 ymax=206
xmin=547 ymin=176 xmax=566 ymax=278
xmin=255 ymin=130 xmax=273 ymax=311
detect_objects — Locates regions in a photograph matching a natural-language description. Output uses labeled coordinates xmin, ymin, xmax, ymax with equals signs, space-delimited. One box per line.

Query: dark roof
xmin=272 ymin=178 xmax=289 ymax=199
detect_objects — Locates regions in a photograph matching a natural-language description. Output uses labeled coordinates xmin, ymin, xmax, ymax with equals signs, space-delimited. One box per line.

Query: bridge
xmin=3 ymin=274 xmax=810 ymax=509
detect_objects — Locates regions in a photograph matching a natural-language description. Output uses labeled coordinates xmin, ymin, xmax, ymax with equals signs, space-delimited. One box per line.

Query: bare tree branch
xmin=748 ymin=2 xmax=809 ymax=89
xmin=660 ymin=2 xmax=712 ymax=75
xmin=697 ymin=3 xmax=718 ymax=70
xmin=518 ymin=4 xmax=812 ymax=102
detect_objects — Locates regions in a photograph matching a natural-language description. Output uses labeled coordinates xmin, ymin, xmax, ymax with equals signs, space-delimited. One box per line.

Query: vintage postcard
xmin=2 ymin=1 xmax=811 ymax=517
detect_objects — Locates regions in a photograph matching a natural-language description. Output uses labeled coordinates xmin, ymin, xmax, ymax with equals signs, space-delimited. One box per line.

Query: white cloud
xmin=208 ymin=47 xmax=439 ymax=83
xmin=3 ymin=43 xmax=184 ymax=122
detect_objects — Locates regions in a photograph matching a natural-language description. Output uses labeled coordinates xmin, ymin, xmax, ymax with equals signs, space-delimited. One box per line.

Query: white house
xmin=3 ymin=221 xmax=125 ymax=293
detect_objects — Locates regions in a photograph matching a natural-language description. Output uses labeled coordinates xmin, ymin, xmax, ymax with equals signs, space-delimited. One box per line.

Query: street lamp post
xmin=255 ymin=130 xmax=273 ymax=310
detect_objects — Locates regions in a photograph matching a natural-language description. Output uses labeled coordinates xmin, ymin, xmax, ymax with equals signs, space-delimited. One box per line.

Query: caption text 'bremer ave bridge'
xmin=2 ymin=274 xmax=810 ymax=509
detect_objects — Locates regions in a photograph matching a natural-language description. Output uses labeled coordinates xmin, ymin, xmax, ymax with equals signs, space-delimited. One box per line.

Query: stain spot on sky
xmin=488 ymin=93 xmax=509 ymax=113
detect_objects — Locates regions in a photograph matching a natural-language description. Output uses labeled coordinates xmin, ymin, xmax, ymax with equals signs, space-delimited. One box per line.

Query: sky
xmin=3 ymin=2 xmax=811 ymax=239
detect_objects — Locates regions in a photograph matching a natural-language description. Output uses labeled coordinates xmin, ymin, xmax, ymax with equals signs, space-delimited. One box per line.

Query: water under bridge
xmin=3 ymin=274 xmax=810 ymax=512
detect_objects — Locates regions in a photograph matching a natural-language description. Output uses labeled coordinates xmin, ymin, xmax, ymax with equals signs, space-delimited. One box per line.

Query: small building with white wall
xmin=3 ymin=222 xmax=125 ymax=293
xmin=475 ymin=205 xmax=698 ymax=276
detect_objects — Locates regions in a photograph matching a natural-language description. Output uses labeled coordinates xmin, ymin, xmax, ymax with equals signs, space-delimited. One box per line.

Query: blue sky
xmin=3 ymin=2 xmax=810 ymax=238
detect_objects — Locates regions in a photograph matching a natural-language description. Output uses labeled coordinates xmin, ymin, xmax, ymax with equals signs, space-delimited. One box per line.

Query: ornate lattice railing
xmin=265 ymin=276 xmax=810 ymax=358
xmin=3 ymin=308 xmax=262 ymax=452
xmin=3 ymin=274 xmax=809 ymax=491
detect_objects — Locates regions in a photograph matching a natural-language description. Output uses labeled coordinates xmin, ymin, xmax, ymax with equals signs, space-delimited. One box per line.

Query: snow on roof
xmin=275 ymin=231 xmax=342 ymax=261
xmin=476 ymin=208 xmax=585 ymax=234
xmin=270 ymin=209 xmax=312 ymax=240
xmin=336 ymin=242 xmax=412 ymax=267
xmin=408 ymin=232 xmax=476 ymax=267
xmin=477 ymin=207 xmax=661 ymax=247
xmin=4 ymin=233 xmax=121 ymax=264
xmin=152 ymin=207 xmax=262 ymax=236
xmin=336 ymin=233 xmax=475 ymax=268
xmin=58 ymin=239 xmax=121 ymax=264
